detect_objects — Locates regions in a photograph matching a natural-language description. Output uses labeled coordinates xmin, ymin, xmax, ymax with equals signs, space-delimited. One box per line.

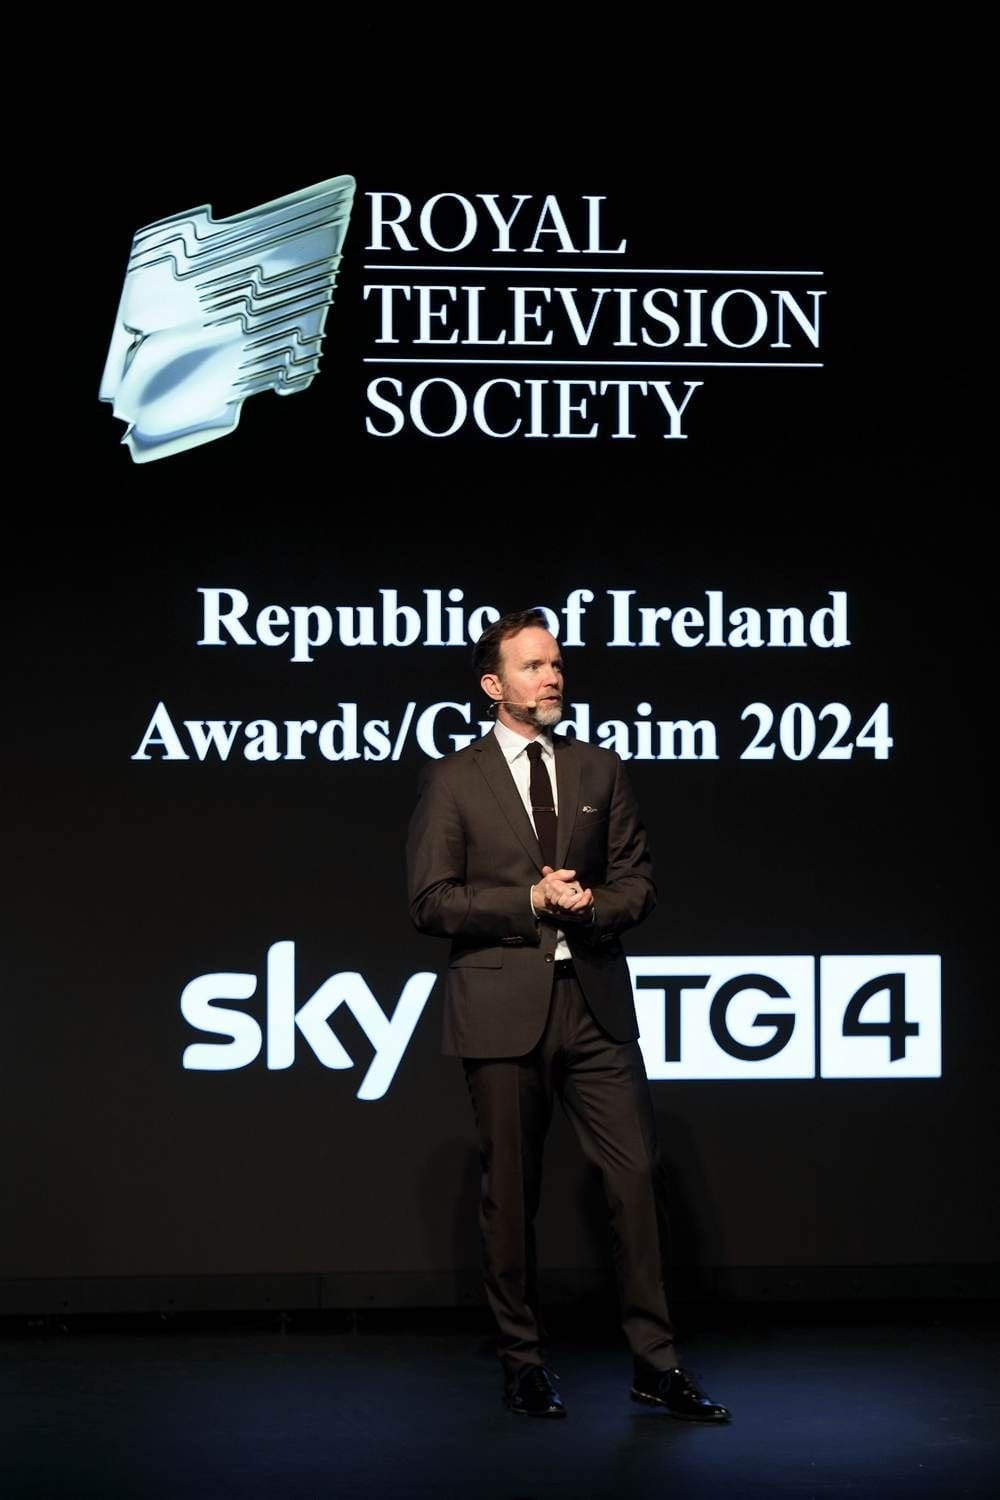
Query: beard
xmin=504 ymin=694 xmax=563 ymax=730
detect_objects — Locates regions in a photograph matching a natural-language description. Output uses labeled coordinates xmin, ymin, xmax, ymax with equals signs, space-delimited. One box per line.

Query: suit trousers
xmin=462 ymin=970 xmax=680 ymax=1376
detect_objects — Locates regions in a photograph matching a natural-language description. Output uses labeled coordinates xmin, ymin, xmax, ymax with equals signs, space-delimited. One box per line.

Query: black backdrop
xmin=5 ymin=80 xmax=993 ymax=1311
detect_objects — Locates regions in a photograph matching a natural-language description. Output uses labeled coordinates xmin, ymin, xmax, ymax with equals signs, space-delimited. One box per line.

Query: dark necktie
xmin=526 ymin=741 xmax=558 ymax=869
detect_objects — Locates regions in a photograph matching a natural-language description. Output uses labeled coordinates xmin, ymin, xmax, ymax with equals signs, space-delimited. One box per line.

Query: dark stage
xmin=8 ymin=60 xmax=994 ymax=1500
xmin=5 ymin=1302 xmax=999 ymax=1499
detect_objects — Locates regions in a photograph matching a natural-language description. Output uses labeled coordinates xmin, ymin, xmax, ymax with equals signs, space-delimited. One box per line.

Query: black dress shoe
xmin=504 ymin=1364 xmax=567 ymax=1418
xmin=630 ymin=1365 xmax=731 ymax=1422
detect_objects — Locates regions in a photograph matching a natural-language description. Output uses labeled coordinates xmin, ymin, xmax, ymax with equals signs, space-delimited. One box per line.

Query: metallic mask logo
xmin=99 ymin=175 xmax=355 ymax=463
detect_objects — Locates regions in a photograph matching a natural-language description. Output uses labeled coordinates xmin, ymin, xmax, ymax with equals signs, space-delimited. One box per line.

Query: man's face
xmin=486 ymin=626 xmax=565 ymax=732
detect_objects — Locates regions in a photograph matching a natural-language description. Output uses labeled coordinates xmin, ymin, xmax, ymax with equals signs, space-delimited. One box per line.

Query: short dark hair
xmin=472 ymin=608 xmax=550 ymax=678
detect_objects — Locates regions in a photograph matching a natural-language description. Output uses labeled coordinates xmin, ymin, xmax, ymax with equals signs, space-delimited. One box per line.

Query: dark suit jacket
xmin=406 ymin=729 xmax=656 ymax=1057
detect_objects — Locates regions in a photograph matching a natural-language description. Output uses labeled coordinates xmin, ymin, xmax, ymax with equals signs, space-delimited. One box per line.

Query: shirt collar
xmin=492 ymin=718 xmax=554 ymax=762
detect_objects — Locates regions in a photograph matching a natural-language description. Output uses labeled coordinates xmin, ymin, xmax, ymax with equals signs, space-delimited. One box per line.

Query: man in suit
xmin=406 ymin=609 xmax=729 ymax=1422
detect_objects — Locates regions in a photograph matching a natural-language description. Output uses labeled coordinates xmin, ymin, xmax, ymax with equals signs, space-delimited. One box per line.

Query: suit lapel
xmin=475 ymin=731 xmax=546 ymax=871
xmin=553 ymin=735 xmax=580 ymax=869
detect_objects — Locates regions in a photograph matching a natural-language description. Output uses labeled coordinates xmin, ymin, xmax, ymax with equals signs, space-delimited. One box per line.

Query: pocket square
xmin=581 ymin=805 xmax=600 ymax=814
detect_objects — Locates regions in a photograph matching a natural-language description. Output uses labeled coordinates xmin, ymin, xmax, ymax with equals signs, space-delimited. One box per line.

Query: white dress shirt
xmin=492 ymin=719 xmax=571 ymax=961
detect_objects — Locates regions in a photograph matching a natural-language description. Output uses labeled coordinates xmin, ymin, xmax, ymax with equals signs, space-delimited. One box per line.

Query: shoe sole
xmin=506 ymin=1404 xmax=568 ymax=1418
xmin=630 ymin=1387 xmax=730 ymax=1421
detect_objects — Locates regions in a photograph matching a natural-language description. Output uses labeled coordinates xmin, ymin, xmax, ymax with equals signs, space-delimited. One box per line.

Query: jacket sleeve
xmin=585 ymin=755 xmax=657 ymax=939
xmin=406 ymin=762 xmax=541 ymax=944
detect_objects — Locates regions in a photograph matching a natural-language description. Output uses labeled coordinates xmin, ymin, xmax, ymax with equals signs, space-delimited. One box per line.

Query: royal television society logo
xmin=99 ymin=176 xmax=355 ymax=463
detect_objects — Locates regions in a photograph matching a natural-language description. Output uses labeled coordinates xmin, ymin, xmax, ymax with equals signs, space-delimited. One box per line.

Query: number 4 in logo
xmin=842 ymin=974 xmax=919 ymax=1061
xmin=819 ymin=956 xmax=941 ymax=1078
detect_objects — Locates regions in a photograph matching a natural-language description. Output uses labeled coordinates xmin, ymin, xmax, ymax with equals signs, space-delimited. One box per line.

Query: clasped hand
xmin=531 ymin=865 xmax=594 ymax=922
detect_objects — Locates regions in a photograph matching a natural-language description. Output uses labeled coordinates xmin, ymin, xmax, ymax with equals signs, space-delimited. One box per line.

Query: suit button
xmin=544 ymin=955 xmax=553 ymax=963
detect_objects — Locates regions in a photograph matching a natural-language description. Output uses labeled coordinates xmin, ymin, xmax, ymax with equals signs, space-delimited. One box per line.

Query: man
xmin=406 ymin=609 xmax=730 ymax=1422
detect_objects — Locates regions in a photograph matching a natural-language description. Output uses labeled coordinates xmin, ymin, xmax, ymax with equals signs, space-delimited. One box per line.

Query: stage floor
xmin=4 ymin=1302 xmax=999 ymax=1498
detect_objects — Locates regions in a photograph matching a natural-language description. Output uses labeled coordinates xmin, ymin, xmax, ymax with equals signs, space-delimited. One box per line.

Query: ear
xmin=480 ymin=671 xmax=502 ymax=703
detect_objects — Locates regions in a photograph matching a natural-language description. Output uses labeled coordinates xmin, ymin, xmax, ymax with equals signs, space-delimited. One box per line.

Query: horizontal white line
xmin=362 ymin=265 xmax=824 ymax=276
xmin=363 ymin=359 xmax=824 ymax=369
